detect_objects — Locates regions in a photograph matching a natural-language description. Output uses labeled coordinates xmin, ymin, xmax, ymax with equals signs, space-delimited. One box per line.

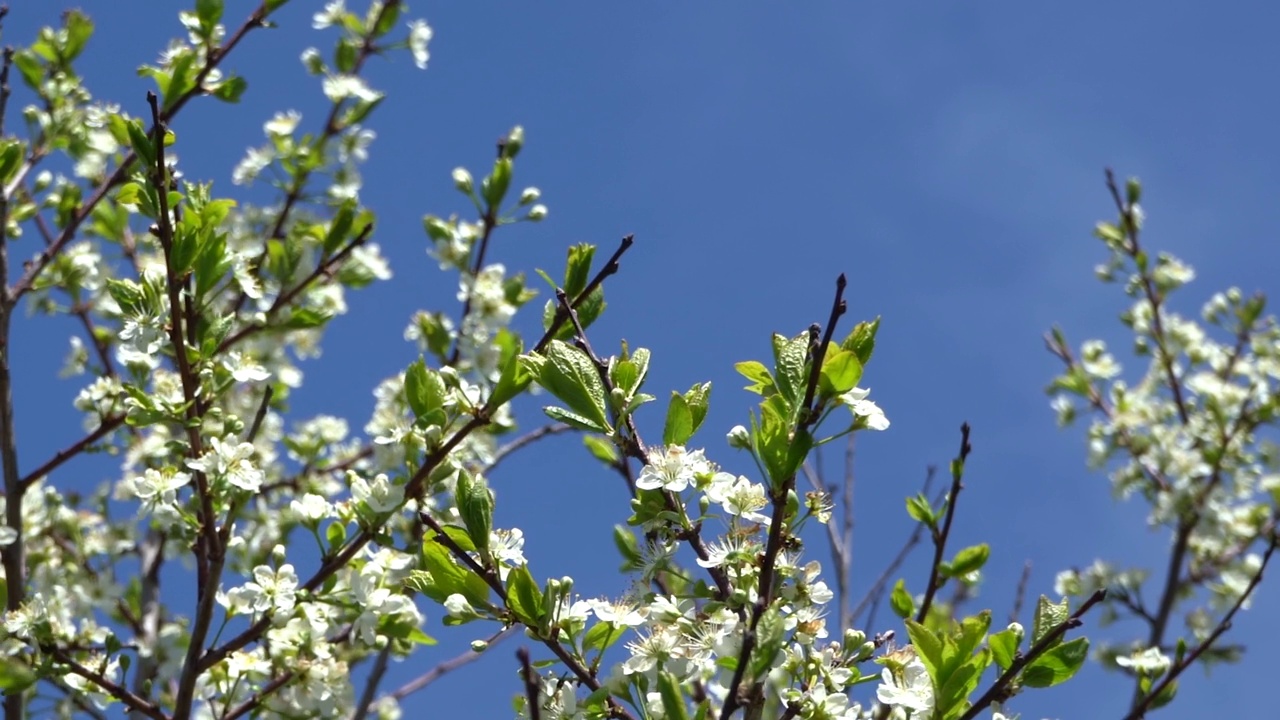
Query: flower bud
xmin=470 ymin=640 xmax=489 ymax=653
xmin=505 ymin=125 xmax=524 ymax=158
xmin=727 ymin=425 xmax=750 ymax=449
xmin=300 ymin=47 xmax=325 ymax=75
xmin=518 ymin=187 xmax=541 ymax=206
xmin=1007 ymin=622 xmax=1024 ymax=643
xmin=452 ymin=167 xmax=473 ymax=194
xmin=525 ymin=204 xmax=547 ymax=222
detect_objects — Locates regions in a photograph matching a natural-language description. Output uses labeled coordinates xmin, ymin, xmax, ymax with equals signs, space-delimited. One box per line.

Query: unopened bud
xmin=452 ymin=167 xmax=473 ymax=194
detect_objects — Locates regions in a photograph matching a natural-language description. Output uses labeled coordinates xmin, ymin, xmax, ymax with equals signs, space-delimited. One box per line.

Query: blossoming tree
xmin=0 ymin=2 xmax=1275 ymax=720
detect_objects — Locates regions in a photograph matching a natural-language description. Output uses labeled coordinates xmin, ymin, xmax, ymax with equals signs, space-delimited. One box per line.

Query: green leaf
xmin=840 ymin=317 xmax=881 ymax=366
xmin=657 ymin=672 xmax=691 ymax=720
xmin=62 ymin=10 xmax=94 ymax=61
xmin=0 ymin=141 xmax=23 ymax=183
xmin=324 ymin=201 xmax=356 ymax=256
xmin=532 ymin=341 xmax=611 ymax=432
xmin=543 ymin=406 xmax=610 ymax=434
xmin=682 ymin=382 xmax=711 ymax=436
xmin=105 ymin=278 xmax=145 ymax=315
xmin=211 ymin=75 xmax=247 ymax=102
xmin=903 ymin=618 xmax=944 ymax=684
xmin=610 ymin=358 xmax=639 ymax=395
xmin=583 ymin=621 xmax=626 ymax=652
xmin=818 ymin=348 xmax=863 ymax=396
xmin=563 ymin=243 xmax=595 ymax=298
xmin=750 ymin=607 xmax=785 ymax=679
xmin=506 ymin=565 xmax=546 ymax=627
xmin=456 ymin=469 xmax=494 ymax=557
xmin=938 ymin=656 xmax=987 ymax=719
xmin=890 ymin=579 xmax=914 ymax=620
xmin=1022 ymin=637 xmax=1089 ymax=688
xmin=664 ymin=392 xmax=694 ymax=446
xmin=125 ymin=119 xmax=155 ymax=167
xmin=905 ymin=493 xmax=935 ymax=527
xmin=481 ymin=157 xmax=513 ymax=207
xmin=419 ymin=537 xmax=490 ymax=608
xmin=771 ymin=332 xmax=809 ymax=406
xmin=1149 ymin=678 xmax=1178 ymax=710
xmin=585 ymin=435 xmax=620 ymax=465
xmin=612 ymin=525 xmax=641 ymax=568
xmin=378 ymin=616 xmax=437 ymax=646
xmin=374 ymin=0 xmax=402 ymax=35
xmin=956 ymin=611 xmax=992 ymax=660
xmin=325 ymin=522 xmax=347 ymax=553
xmin=196 ymin=0 xmax=224 ymax=27
xmin=490 ymin=342 xmax=533 ymax=409
xmin=403 ymin=358 xmax=447 ymax=427
xmin=12 ymin=51 xmax=42 ymax=91
xmin=988 ymin=628 xmax=1020 ymax=672
xmin=0 ymin=656 xmax=36 ymax=694
xmin=756 ymin=394 xmax=809 ymax=488
xmin=735 ymin=360 xmax=775 ymax=395
xmin=945 ymin=544 xmax=990 ymax=578
xmin=1031 ymin=595 xmax=1069 ymax=648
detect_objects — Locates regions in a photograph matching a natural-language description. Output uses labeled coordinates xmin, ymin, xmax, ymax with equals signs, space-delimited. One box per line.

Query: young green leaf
xmin=987 ymin=628 xmax=1020 ymax=672
xmin=771 ymin=331 xmax=809 ymax=406
xmin=455 ymin=470 xmax=494 ymax=558
xmin=818 ymin=348 xmax=862 ymax=396
xmin=1022 ymin=637 xmax=1089 ymax=688
xmin=1031 ymin=595 xmax=1069 ymax=647
xmin=404 ymin=357 xmax=447 ymax=427
xmin=506 ymin=565 xmax=546 ymax=627
xmin=682 ymin=382 xmax=711 ymax=436
xmin=734 ymin=360 xmax=775 ymax=395
xmin=664 ymin=392 xmax=694 ymax=446
xmin=657 ymin=672 xmax=692 ymax=720
xmin=890 ymin=579 xmax=915 ymax=620
xmin=841 ymin=317 xmax=881 ymax=366
xmin=945 ymin=544 xmax=990 ymax=578
xmin=584 ymin=435 xmax=620 ymax=465
xmin=528 ymin=341 xmax=611 ymax=432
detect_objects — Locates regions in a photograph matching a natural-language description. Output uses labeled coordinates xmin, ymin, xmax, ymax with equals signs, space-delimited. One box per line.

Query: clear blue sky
xmin=7 ymin=1 xmax=1280 ymax=717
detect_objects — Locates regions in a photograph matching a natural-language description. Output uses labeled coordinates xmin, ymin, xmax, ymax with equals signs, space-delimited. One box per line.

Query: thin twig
xmin=916 ymin=423 xmax=972 ymax=623
xmin=1010 ymin=561 xmax=1032 ymax=625
xmin=721 ymin=275 xmax=846 ymax=720
xmin=852 ymin=466 xmax=938 ymax=631
xmin=484 ymin=423 xmax=571 ymax=475
xmin=199 ymin=237 xmax=636 ymax=675
xmin=389 ymin=626 xmax=519 ymax=701
xmin=958 ymin=589 xmax=1107 ymax=720
xmin=9 ymin=3 xmax=271 ymax=304
xmin=517 ymin=648 xmax=543 ymax=720
xmin=1123 ymin=531 xmax=1278 ymax=720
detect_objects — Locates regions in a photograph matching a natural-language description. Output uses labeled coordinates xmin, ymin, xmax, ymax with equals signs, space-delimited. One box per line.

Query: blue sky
xmin=7 ymin=1 xmax=1280 ymax=718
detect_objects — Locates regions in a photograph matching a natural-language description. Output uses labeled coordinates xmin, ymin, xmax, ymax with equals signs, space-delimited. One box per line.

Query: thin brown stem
xmin=1123 ymin=531 xmax=1278 ymax=720
xmin=958 ymin=590 xmax=1106 ymax=720
xmin=916 ymin=424 xmax=972 ymax=623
